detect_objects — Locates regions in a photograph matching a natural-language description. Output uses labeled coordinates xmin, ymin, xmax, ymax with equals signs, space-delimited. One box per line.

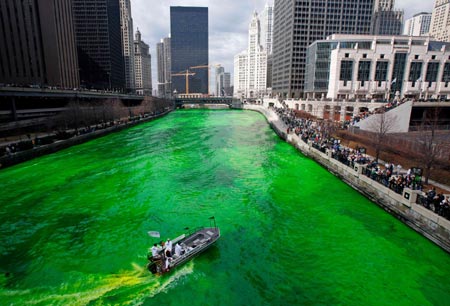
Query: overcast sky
xmin=131 ymin=0 xmax=435 ymax=94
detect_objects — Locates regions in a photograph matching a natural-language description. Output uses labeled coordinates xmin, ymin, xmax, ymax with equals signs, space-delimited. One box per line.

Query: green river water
xmin=1 ymin=110 xmax=450 ymax=305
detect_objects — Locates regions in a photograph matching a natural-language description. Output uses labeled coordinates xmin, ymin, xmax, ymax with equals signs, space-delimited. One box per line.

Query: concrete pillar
xmin=354 ymin=163 xmax=364 ymax=175
xmin=11 ymin=97 xmax=17 ymax=121
xmin=402 ymin=188 xmax=420 ymax=207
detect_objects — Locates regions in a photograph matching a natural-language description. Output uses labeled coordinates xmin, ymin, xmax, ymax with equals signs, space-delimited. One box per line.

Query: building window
xmin=391 ymin=53 xmax=407 ymax=94
xmin=375 ymin=61 xmax=388 ymax=82
xmin=431 ymin=55 xmax=436 ymax=60
xmin=414 ymin=55 xmax=419 ymax=60
xmin=357 ymin=61 xmax=371 ymax=81
xmin=362 ymin=54 xmax=367 ymax=59
xmin=425 ymin=62 xmax=439 ymax=83
xmin=380 ymin=54 xmax=385 ymax=59
xmin=340 ymin=60 xmax=353 ymax=81
xmin=408 ymin=62 xmax=423 ymax=82
xmin=441 ymin=63 xmax=450 ymax=82
xmin=345 ymin=53 xmax=349 ymax=58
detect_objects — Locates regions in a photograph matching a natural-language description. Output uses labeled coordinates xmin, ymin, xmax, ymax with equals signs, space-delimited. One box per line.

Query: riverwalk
xmin=245 ymin=104 xmax=450 ymax=253
xmin=0 ymin=110 xmax=171 ymax=169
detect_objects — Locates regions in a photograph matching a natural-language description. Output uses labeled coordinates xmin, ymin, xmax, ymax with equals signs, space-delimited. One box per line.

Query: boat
xmin=147 ymin=217 xmax=220 ymax=275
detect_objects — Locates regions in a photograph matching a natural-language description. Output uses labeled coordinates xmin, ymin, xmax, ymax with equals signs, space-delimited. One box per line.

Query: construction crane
xmin=171 ymin=70 xmax=195 ymax=94
xmin=190 ymin=64 xmax=221 ymax=96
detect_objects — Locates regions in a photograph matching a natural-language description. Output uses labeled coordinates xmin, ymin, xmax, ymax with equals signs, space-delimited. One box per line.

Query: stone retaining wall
xmin=246 ymin=105 xmax=450 ymax=253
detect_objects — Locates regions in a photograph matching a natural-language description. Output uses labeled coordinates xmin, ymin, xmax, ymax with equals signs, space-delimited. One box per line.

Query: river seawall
xmin=0 ymin=110 xmax=171 ymax=169
xmin=245 ymin=105 xmax=450 ymax=254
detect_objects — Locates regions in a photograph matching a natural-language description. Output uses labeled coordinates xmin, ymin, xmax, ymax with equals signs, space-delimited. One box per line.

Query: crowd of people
xmin=273 ymin=105 xmax=450 ymax=221
xmin=420 ymin=188 xmax=450 ymax=220
xmin=0 ymin=111 xmax=165 ymax=159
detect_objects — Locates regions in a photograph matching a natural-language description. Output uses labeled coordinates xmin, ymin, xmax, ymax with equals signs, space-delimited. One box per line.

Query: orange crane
xmin=190 ymin=64 xmax=221 ymax=96
xmin=171 ymin=70 xmax=196 ymax=94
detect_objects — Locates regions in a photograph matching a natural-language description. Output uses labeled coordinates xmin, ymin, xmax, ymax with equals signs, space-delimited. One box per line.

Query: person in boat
xmin=151 ymin=244 xmax=159 ymax=258
xmin=165 ymin=239 xmax=173 ymax=257
xmin=174 ymin=243 xmax=183 ymax=257
xmin=165 ymin=256 xmax=171 ymax=272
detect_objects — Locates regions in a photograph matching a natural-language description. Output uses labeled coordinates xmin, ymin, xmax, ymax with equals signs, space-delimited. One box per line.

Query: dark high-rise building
xmin=272 ymin=0 xmax=375 ymax=99
xmin=170 ymin=7 xmax=208 ymax=94
xmin=0 ymin=0 xmax=79 ymax=88
xmin=72 ymin=0 xmax=125 ymax=90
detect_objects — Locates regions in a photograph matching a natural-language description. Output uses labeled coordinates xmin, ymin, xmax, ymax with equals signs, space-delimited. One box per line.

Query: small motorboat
xmin=147 ymin=217 xmax=220 ymax=275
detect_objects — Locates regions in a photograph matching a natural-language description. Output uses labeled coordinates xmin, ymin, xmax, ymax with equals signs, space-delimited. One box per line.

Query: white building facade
xmin=403 ymin=12 xmax=432 ymax=36
xmin=119 ymin=0 xmax=135 ymax=91
xmin=156 ymin=37 xmax=171 ymax=98
xmin=233 ymin=11 xmax=267 ymax=99
xmin=430 ymin=0 xmax=450 ymax=42
xmin=134 ymin=30 xmax=152 ymax=95
xmin=305 ymin=34 xmax=450 ymax=102
xmin=260 ymin=2 xmax=273 ymax=89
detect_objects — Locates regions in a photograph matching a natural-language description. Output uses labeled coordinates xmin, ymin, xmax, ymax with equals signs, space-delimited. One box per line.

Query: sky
xmin=131 ymin=0 xmax=435 ymax=94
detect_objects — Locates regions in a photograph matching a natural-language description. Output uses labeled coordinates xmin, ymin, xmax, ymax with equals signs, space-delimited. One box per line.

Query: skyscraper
xmin=119 ymin=0 xmax=135 ymax=91
xmin=214 ymin=67 xmax=231 ymax=97
xmin=134 ymin=30 xmax=152 ymax=95
xmin=72 ymin=0 xmax=125 ymax=90
xmin=233 ymin=11 xmax=268 ymax=98
xmin=157 ymin=37 xmax=172 ymax=98
xmin=260 ymin=2 xmax=274 ymax=89
xmin=403 ymin=12 xmax=432 ymax=36
xmin=430 ymin=0 xmax=450 ymax=42
xmin=371 ymin=0 xmax=404 ymax=35
xmin=272 ymin=0 xmax=375 ymax=99
xmin=0 ymin=0 xmax=79 ymax=88
xmin=170 ymin=7 xmax=208 ymax=94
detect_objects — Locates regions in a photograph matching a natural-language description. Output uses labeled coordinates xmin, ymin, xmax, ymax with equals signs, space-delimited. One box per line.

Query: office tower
xmin=260 ymin=2 xmax=274 ymax=88
xmin=234 ymin=52 xmax=248 ymax=98
xmin=170 ymin=7 xmax=208 ymax=94
xmin=430 ymin=0 xmax=450 ymax=42
xmin=403 ymin=12 xmax=432 ymax=36
xmin=215 ymin=66 xmax=225 ymax=96
xmin=215 ymin=67 xmax=231 ymax=97
xmin=157 ymin=42 xmax=165 ymax=97
xmin=233 ymin=11 xmax=268 ymax=98
xmin=157 ymin=37 xmax=172 ymax=98
xmin=0 ymin=0 xmax=79 ymax=88
xmin=372 ymin=0 xmax=404 ymax=35
xmin=119 ymin=0 xmax=135 ymax=91
xmin=72 ymin=0 xmax=125 ymax=90
xmin=260 ymin=2 xmax=273 ymax=55
xmin=222 ymin=72 xmax=231 ymax=96
xmin=272 ymin=0 xmax=375 ymax=99
xmin=134 ymin=30 xmax=152 ymax=95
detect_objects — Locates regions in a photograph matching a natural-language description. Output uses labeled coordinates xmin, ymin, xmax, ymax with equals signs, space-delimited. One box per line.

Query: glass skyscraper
xmin=170 ymin=7 xmax=208 ymax=94
xmin=72 ymin=0 xmax=125 ymax=90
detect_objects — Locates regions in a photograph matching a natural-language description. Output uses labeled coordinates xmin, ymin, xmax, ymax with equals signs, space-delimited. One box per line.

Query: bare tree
xmin=416 ymin=108 xmax=445 ymax=184
xmin=368 ymin=109 xmax=397 ymax=162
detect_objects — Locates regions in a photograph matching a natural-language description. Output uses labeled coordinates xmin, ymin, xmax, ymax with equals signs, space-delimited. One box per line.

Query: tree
xmin=416 ymin=108 xmax=445 ymax=184
xmin=368 ymin=109 xmax=397 ymax=162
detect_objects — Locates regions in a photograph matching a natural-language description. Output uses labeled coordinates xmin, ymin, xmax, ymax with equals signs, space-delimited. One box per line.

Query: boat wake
xmin=0 ymin=262 xmax=195 ymax=305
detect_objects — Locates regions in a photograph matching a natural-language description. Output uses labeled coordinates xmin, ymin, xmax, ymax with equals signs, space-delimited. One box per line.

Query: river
xmin=1 ymin=109 xmax=450 ymax=305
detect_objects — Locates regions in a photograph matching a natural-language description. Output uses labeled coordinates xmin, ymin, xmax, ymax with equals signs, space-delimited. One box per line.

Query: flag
xmin=147 ymin=231 xmax=160 ymax=238
xmin=391 ymin=78 xmax=397 ymax=85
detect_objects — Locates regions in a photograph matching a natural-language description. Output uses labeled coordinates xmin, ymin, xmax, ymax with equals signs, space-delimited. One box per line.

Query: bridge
xmin=173 ymin=97 xmax=242 ymax=108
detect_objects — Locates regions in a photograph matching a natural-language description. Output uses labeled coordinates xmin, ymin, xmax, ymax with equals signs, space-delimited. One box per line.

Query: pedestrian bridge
xmin=173 ymin=97 xmax=242 ymax=108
